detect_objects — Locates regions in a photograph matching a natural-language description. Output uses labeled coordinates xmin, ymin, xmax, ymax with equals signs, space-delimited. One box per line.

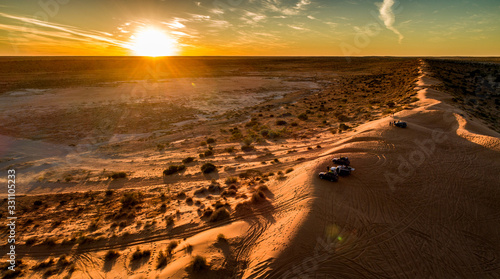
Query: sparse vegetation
xmin=225 ymin=176 xmax=238 ymax=184
xmin=163 ymin=165 xmax=186 ymax=175
xmin=131 ymin=248 xmax=151 ymax=262
xmin=182 ymin=157 xmax=195 ymax=164
xmin=217 ymin=233 xmax=227 ymax=242
xmin=104 ymin=250 xmax=120 ymax=262
xmin=209 ymin=208 xmax=230 ymax=222
xmin=191 ymin=255 xmax=209 ymax=272
xmin=201 ymin=163 xmax=217 ymax=174
xmin=110 ymin=171 xmax=127 ymax=179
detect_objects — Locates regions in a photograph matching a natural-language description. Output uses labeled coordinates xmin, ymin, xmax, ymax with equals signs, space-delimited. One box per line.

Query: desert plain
xmin=0 ymin=57 xmax=499 ymax=278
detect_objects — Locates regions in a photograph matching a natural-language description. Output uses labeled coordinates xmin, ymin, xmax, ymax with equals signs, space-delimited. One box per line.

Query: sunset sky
xmin=0 ymin=0 xmax=499 ymax=56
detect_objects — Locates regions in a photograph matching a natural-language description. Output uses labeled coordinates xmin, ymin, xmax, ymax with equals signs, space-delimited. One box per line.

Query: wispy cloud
xmin=0 ymin=12 xmax=131 ymax=50
xmin=264 ymin=0 xmax=312 ymax=16
xmin=376 ymin=0 xmax=403 ymax=43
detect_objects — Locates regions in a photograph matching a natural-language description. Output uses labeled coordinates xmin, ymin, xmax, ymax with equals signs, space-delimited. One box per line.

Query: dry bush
xmin=209 ymin=208 xmax=230 ymax=222
xmin=104 ymin=250 xmax=120 ymax=262
xmin=190 ymin=255 xmax=209 ymax=272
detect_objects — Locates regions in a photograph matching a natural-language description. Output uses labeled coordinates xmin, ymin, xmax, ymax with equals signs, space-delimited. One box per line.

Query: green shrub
xmin=163 ymin=165 xmax=186 ymax=175
xmin=201 ymin=163 xmax=216 ymax=174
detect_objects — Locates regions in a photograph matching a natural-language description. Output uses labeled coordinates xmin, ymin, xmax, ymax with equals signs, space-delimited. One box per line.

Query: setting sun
xmin=130 ymin=27 xmax=177 ymax=57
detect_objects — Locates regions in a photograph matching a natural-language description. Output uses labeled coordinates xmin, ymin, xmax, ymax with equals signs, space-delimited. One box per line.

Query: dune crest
xmin=250 ymin=60 xmax=500 ymax=278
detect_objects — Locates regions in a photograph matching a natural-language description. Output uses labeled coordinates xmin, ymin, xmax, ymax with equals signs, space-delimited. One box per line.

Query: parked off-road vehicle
xmin=394 ymin=120 xmax=407 ymax=128
xmin=319 ymin=171 xmax=339 ymax=182
xmin=331 ymin=165 xmax=355 ymax=176
xmin=332 ymin=156 xmax=350 ymax=166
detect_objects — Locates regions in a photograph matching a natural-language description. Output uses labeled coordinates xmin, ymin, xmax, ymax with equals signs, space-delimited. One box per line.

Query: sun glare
xmin=130 ymin=27 xmax=177 ymax=57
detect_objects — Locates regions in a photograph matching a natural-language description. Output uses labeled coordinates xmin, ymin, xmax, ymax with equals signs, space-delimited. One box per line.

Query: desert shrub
xmin=276 ymin=120 xmax=287 ymax=126
xmin=285 ymin=168 xmax=294 ymax=174
xmin=291 ymin=121 xmax=298 ymax=127
xmin=186 ymin=197 xmax=193 ymax=204
xmin=386 ymin=101 xmax=396 ymax=108
xmin=104 ymin=250 xmax=120 ymax=262
xmin=105 ymin=189 xmax=114 ymax=196
xmin=217 ymin=233 xmax=227 ymax=242
xmin=200 ymin=141 xmax=207 ymax=146
xmin=166 ymin=216 xmax=175 ymax=226
xmin=238 ymin=169 xmax=262 ymax=179
xmin=43 ymin=268 xmax=57 ymax=277
xmin=163 ymin=165 xmax=186 ymax=175
xmin=176 ymin=191 xmax=186 ymax=199
xmin=222 ymin=189 xmax=237 ymax=197
xmin=33 ymin=258 xmax=54 ymax=270
xmin=185 ymin=243 xmax=193 ymax=254
xmin=194 ymin=187 xmax=207 ymax=195
xmin=251 ymin=191 xmax=266 ymax=203
xmin=410 ymin=97 xmax=419 ymax=102
xmin=191 ymin=255 xmax=208 ymax=272
xmin=339 ymin=123 xmax=350 ymax=131
xmin=224 ymin=146 xmax=235 ymax=153
xmin=241 ymin=144 xmax=255 ymax=152
xmin=33 ymin=200 xmax=43 ymax=207
xmin=209 ymin=208 xmax=230 ymax=222
xmin=206 ymin=138 xmax=216 ymax=144
xmin=201 ymin=163 xmax=216 ymax=174
xmin=42 ymin=237 xmax=57 ymax=246
xmin=156 ymin=251 xmax=168 ymax=269
xmin=120 ymin=192 xmax=141 ymax=207
xmin=298 ymin=113 xmax=308 ymax=120
xmin=258 ymin=185 xmax=269 ymax=192
xmin=182 ymin=157 xmax=195 ymax=164
xmin=213 ymin=200 xmax=225 ymax=209
xmin=110 ymin=172 xmax=127 ymax=179
xmin=225 ymin=177 xmax=238 ymax=184
xmin=203 ymin=208 xmax=214 ymax=218
xmin=131 ymin=248 xmax=151 ymax=262
xmin=167 ymin=241 xmax=178 ymax=255
xmin=25 ymin=237 xmax=37 ymax=246
xmin=204 ymin=150 xmax=214 ymax=157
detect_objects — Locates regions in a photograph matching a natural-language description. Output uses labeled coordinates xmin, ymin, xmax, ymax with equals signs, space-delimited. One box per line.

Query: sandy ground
xmin=1 ymin=58 xmax=499 ymax=278
xmin=252 ymin=60 xmax=500 ymax=278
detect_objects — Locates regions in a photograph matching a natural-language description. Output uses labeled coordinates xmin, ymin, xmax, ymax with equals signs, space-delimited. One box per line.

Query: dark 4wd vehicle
xmin=319 ymin=171 xmax=339 ymax=182
xmin=394 ymin=121 xmax=407 ymax=128
xmin=332 ymin=165 xmax=355 ymax=176
xmin=332 ymin=156 xmax=350 ymax=166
